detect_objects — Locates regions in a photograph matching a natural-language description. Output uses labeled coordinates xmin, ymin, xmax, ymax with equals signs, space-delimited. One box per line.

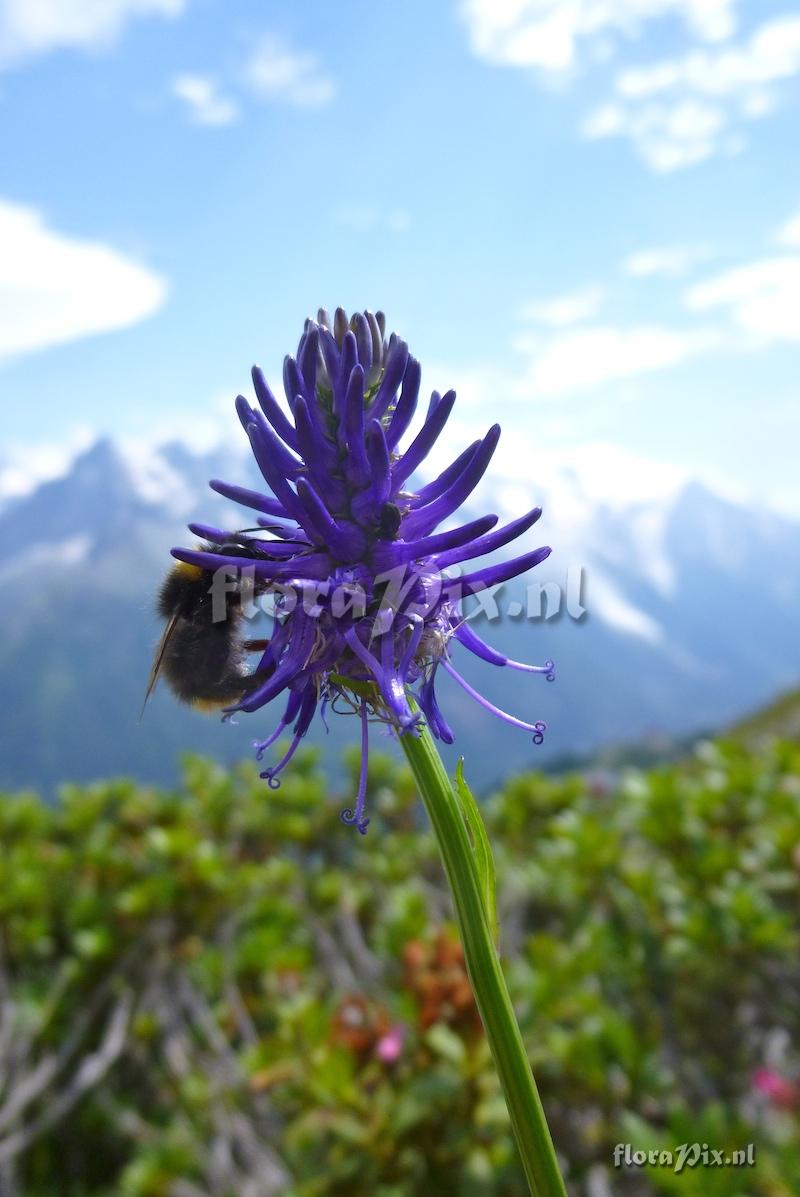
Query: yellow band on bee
xmin=192 ymin=697 xmax=230 ymax=712
xmin=174 ymin=561 xmax=204 ymax=580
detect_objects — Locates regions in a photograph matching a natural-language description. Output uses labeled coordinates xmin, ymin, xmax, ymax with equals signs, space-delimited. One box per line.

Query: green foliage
xmin=0 ymin=736 xmax=798 ymax=1195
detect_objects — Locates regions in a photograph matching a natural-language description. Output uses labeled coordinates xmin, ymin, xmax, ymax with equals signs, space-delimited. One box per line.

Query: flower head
xmin=172 ymin=308 xmax=553 ymax=831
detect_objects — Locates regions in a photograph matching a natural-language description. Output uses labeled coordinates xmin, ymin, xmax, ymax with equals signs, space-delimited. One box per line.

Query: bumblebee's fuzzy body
xmin=154 ymin=560 xmax=249 ymax=707
xmin=144 ymin=539 xmax=279 ymax=713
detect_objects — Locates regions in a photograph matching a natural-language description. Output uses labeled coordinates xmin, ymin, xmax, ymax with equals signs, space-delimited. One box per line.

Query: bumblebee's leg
xmin=239 ymin=658 xmax=281 ymax=695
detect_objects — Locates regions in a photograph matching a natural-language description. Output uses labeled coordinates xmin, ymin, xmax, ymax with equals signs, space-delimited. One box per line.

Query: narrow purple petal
xmin=255 ymin=517 xmax=305 ymax=537
xmin=186 ymin=523 xmax=233 ymax=543
xmin=434 ymin=507 xmax=542 ymax=568
xmin=235 ymin=393 xmax=256 ymax=431
xmin=418 ymin=668 xmax=454 ymax=744
xmin=209 ymin=478 xmax=290 ymax=520
xmin=391 ymin=390 xmax=457 ymax=489
xmin=296 ymin=477 xmax=367 ymax=560
xmin=245 ymin=420 xmax=310 ymax=530
xmin=260 ymin=685 xmax=318 ymax=785
xmin=344 ymin=625 xmax=384 ymax=684
xmin=453 ymin=619 xmax=555 ymax=678
xmin=343 ymin=628 xmax=414 ymax=727
xmin=293 ymin=396 xmax=343 ymax=504
xmin=248 ymin=408 xmax=302 ymax=479
xmin=170 ymin=546 xmax=332 ymax=581
xmin=319 ymin=326 xmax=341 ymax=392
xmin=399 ymin=615 xmax=425 ymax=680
xmin=298 ymin=326 xmax=320 ymax=404
xmin=340 ymin=699 xmax=370 ymax=834
xmin=344 ymin=364 xmax=368 ymax=475
xmin=450 ymin=618 xmax=506 ymax=666
xmin=335 ymin=331 xmax=358 ymax=435
xmin=371 ymin=514 xmax=498 ymax=570
xmin=384 ymin=356 xmax=421 ymax=450
xmin=364 ymin=420 xmax=390 ymax=502
xmin=408 ymin=439 xmax=480 ymax=508
xmin=334 ymin=307 xmax=348 ymax=347
xmin=440 ymin=658 xmax=546 ymax=740
xmin=283 ymin=354 xmax=306 ymax=408
xmin=236 ymin=618 xmax=318 ymax=713
xmin=400 ymin=424 xmax=501 ymax=538
xmin=251 ymin=366 xmax=298 ymax=450
xmin=254 ymin=688 xmax=305 ymax=759
xmin=366 ymin=311 xmax=383 ymax=373
xmin=186 ymin=524 xmax=304 ymax=557
xmin=449 ymin=545 xmax=552 ymax=595
xmin=369 ymin=339 xmax=409 ymax=421
xmin=351 ymin=312 xmax=372 ymax=377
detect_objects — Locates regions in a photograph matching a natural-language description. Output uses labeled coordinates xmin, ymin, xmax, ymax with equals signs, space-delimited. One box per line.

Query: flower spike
xmin=171 ymin=308 xmax=554 ymax=831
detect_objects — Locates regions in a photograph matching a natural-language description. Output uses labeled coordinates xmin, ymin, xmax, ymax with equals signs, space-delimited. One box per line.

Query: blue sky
xmin=1 ymin=0 xmax=799 ymax=512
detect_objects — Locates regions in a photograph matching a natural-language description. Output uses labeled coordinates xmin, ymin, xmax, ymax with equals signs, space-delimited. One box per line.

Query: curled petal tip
xmin=340 ymin=808 xmax=370 ymax=835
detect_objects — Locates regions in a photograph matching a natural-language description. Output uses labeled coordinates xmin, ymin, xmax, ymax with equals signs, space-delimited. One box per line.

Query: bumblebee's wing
xmin=140 ymin=612 xmax=180 ymax=720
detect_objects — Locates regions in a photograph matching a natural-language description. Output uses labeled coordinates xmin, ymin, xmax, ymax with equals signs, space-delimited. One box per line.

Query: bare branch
xmin=0 ymin=989 xmax=134 ymax=1164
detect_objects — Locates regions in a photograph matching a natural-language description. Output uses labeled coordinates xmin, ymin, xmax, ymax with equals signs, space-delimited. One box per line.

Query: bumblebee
xmin=142 ymin=539 xmax=273 ymax=714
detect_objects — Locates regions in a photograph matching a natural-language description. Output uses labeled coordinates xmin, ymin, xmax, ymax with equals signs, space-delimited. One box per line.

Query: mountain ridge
xmin=0 ymin=435 xmax=797 ymax=795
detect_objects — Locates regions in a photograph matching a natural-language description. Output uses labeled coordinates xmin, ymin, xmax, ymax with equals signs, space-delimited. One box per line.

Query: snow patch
xmin=117 ymin=441 xmax=196 ymax=515
xmin=587 ymin=571 xmax=664 ymax=643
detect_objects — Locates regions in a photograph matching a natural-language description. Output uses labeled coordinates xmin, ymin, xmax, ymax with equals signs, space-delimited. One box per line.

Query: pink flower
xmin=753 ymin=1068 xmax=798 ymax=1109
xmin=375 ymin=1023 xmax=406 ymax=1064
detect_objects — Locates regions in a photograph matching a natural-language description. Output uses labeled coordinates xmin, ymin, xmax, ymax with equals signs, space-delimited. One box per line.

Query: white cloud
xmin=624 ymin=244 xmax=710 ymax=277
xmin=738 ymin=89 xmax=776 ymax=119
xmin=685 ymin=257 xmax=800 ymax=344
xmin=0 ymin=199 xmax=167 ymax=363
xmin=433 ymin=311 xmax=718 ymax=408
xmin=0 ymin=0 xmax=187 ymax=68
xmin=517 ymin=323 xmax=716 ymax=396
xmin=245 ymin=33 xmax=335 ymax=107
xmin=776 ymin=208 xmax=800 ymax=248
xmin=461 ymin=5 xmax=795 ymax=172
xmin=616 ymin=14 xmax=800 ymax=99
xmin=583 ymin=96 xmax=728 ymax=171
xmin=0 ymin=427 xmax=95 ymax=503
xmin=460 ymin=0 xmax=737 ymax=73
xmin=520 ymin=285 xmax=604 ymax=326
xmin=582 ymin=102 xmax=625 ymax=137
xmin=171 ymin=74 xmax=238 ymax=126
xmin=597 ymin=14 xmax=800 ymax=168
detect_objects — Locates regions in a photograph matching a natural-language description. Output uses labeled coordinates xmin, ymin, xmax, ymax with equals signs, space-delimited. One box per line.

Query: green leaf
xmin=425 ymin=1022 xmax=467 ymax=1066
xmin=455 ymin=758 xmax=498 ymax=944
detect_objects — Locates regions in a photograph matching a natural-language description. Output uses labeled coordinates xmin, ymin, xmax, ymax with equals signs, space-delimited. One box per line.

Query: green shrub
xmin=0 ymin=737 xmax=797 ymax=1196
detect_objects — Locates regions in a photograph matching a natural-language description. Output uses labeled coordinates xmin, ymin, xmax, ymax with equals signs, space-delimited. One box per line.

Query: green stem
xmin=399 ymin=707 xmax=567 ymax=1197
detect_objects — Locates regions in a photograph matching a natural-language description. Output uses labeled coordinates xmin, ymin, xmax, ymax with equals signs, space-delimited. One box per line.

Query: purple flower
xmin=172 ymin=308 xmax=553 ymax=832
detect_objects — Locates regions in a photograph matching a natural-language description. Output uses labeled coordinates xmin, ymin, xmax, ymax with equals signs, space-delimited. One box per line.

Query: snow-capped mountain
xmin=0 ymin=436 xmax=797 ymax=795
